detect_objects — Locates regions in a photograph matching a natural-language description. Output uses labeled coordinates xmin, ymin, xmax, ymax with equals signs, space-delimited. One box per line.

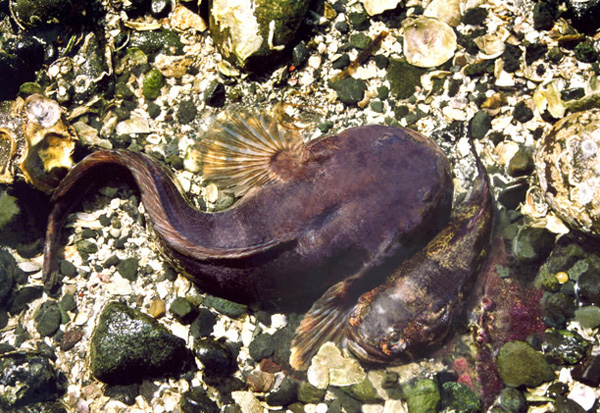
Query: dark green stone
xmin=332 ymin=54 xmax=351 ymax=70
xmin=512 ymin=226 xmax=555 ymax=265
xmin=462 ymin=8 xmax=487 ymax=26
xmin=342 ymin=377 xmax=382 ymax=403
xmin=189 ymin=308 xmax=217 ymax=338
xmin=76 ymin=239 xmax=98 ymax=254
xmin=387 ymin=59 xmax=424 ymax=100
xmin=507 ymin=148 xmax=534 ymax=177
xmin=469 ymin=110 xmax=491 ymax=139
xmin=298 ymin=381 xmax=325 ymax=403
xmin=330 ymin=77 xmax=368 ymax=105
xmin=180 ymin=388 xmax=220 ymax=413
xmin=249 ymin=333 xmax=275 ymax=361
xmin=533 ymin=1 xmax=558 ymax=30
xmin=542 ymin=328 xmax=591 ymax=365
xmin=292 ymin=42 xmax=309 ymax=67
xmin=90 ymin=301 xmax=188 ymax=384
xmin=499 ymin=387 xmax=527 ymax=413
xmin=266 ymin=376 xmax=299 ymax=407
xmin=512 ymin=101 xmax=534 ymax=123
xmin=370 ymin=100 xmax=384 ymax=113
xmin=177 ymin=99 xmax=198 ymax=123
xmin=404 ymin=379 xmax=441 ymax=413
xmin=204 ymin=81 xmax=226 ymax=108
xmin=130 ymin=29 xmax=184 ymax=56
xmin=202 ymin=295 xmax=248 ymax=318
xmin=574 ymin=42 xmax=598 ymax=63
xmin=169 ymin=297 xmax=198 ymax=325
xmin=350 ymin=33 xmax=371 ymax=50
xmin=116 ymin=257 xmax=139 ymax=281
xmin=34 ymin=300 xmax=62 ymax=337
xmin=496 ymin=341 xmax=555 ymax=388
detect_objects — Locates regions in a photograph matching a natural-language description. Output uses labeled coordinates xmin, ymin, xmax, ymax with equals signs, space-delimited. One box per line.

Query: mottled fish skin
xmin=44 ymin=125 xmax=453 ymax=308
xmin=345 ymin=142 xmax=494 ymax=364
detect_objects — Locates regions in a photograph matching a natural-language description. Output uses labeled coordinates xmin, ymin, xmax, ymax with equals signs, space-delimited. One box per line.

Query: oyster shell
xmin=403 ymin=17 xmax=457 ymax=68
xmin=0 ymin=94 xmax=78 ymax=193
xmin=535 ymin=109 xmax=600 ymax=235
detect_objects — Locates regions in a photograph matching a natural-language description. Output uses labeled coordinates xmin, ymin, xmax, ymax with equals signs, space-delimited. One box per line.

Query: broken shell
xmin=0 ymin=94 xmax=78 ymax=193
xmin=424 ymin=0 xmax=462 ymax=27
xmin=535 ymin=109 xmax=600 ymax=235
xmin=359 ymin=0 xmax=403 ymax=16
xmin=474 ymin=27 xmax=508 ymax=59
xmin=403 ymin=17 xmax=457 ymax=68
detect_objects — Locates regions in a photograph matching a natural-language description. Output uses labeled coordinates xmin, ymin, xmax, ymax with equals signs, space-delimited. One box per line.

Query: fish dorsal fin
xmin=197 ymin=109 xmax=304 ymax=197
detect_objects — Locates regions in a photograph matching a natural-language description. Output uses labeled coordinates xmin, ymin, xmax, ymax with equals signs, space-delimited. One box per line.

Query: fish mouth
xmin=345 ymin=326 xmax=393 ymax=365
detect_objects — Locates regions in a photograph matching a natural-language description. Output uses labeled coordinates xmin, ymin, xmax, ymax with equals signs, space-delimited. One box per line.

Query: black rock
xmin=554 ymin=395 xmax=587 ymax=413
xmin=387 ymin=59 xmax=424 ymax=99
xmin=0 ymin=353 xmax=65 ymax=409
xmin=204 ymin=81 xmax=226 ymax=108
xmin=503 ymin=44 xmax=522 ymax=73
xmin=542 ymin=328 xmax=591 ymax=365
xmin=498 ymin=182 xmax=528 ymax=210
xmin=565 ymin=0 xmax=600 ymax=33
xmin=507 ymin=148 xmax=534 ymax=177
xmin=577 ymin=269 xmax=600 ymax=306
xmin=533 ymin=1 xmax=558 ymax=30
xmin=462 ymin=8 xmax=487 ymax=26
xmin=104 ymin=383 xmax=140 ymax=406
xmin=116 ymin=257 xmax=139 ymax=281
xmin=0 ymin=250 xmax=16 ymax=304
xmin=512 ymin=226 xmax=555 ymax=265
xmin=89 ymin=301 xmax=189 ymax=384
xmin=180 ymin=387 xmax=220 ymax=413
xmin=189 ymin=308 xmax=217 ymax=338
xmin=525 ymin=43 xmax=548 ymax=65
xmin=332 ymin=54 xmax=351 ymax=70
xmin=59 ymin=260 xmax=77 ymax=278
xmin=561 ymin=87 xmax=585 ymax=101
xmin=512 ymin=101 xmax=534 ymax=123
xmin=542 ymin=292 xmax=576 ymax=329
xmin=34 ymin=300 xmax=62 ymax=337
xmin=348 ymin=12 xmax=369 ymax=31
xmin=571 ymin=348 xmax=600 ymax=387
xmin=130 ymin=29 xmax=185 ymax=56
xmin=9 ymin=286 xmax=44 ymax=314
xmin=335 ymin=21 xmax=350 ymax=34
xmin=194 ymin=337 xmax=235 ymax=375
xmin=292 ymin=42 xmax=310 ymax=67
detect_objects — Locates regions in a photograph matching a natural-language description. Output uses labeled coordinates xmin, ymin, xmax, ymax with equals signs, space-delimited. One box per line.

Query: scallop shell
xmin=403 ymin=17 xmax=457 ymax=68
xmin=535 ymin=109 xmax=600 ymax=235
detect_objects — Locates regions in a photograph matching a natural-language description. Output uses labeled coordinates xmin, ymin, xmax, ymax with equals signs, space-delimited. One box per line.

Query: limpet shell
xmin=403 ymin=17 xmax=457 ymax=68
xmin=535 ymin=109 xmax=600 ymax=235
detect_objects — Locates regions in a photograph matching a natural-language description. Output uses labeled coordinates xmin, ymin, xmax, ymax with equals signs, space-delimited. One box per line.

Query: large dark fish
xmin=43 ymin=112 xmax=453 ymax=330
xmin=305 ymin=141 xmax=493 ymax=366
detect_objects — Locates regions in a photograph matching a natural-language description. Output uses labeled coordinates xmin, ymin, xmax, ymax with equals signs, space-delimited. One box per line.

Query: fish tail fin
xmin=194 ymin=109 xmax=305 ymax=197
xmin=290 ymin=279 xmax=359 ymax=370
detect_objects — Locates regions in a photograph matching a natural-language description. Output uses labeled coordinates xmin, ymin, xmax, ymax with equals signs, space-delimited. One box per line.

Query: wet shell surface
xmin=535 ymin=109 xmax=600 ymax=235
xmin=403 ymin=17 xmax=457 ymax=68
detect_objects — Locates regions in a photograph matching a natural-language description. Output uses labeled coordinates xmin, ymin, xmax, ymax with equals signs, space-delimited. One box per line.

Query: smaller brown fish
xmin=291 ymin=141 xmax=494 ymax=368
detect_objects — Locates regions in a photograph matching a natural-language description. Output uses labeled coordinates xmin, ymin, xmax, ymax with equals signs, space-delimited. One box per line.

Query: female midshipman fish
xmin=43 ymin=110 xmax=454 ymax=367
xmin=292 ymin=141 xmax=493 ymax=367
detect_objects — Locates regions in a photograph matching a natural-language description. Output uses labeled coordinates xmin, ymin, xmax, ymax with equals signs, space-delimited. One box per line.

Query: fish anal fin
xmin=290 ymin=279 xmax=357 ymax=370
xmin=195 ymin=109 xmax=305 ymax=197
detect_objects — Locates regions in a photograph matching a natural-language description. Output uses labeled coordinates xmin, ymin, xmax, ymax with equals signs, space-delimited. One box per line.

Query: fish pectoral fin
xmin=193 ymin=108 xmax=305 ymax=197
xmin=171 ymin=236 xmax=293 ymax=260
xmin=290 ymin=278 xmax=359 ymax=370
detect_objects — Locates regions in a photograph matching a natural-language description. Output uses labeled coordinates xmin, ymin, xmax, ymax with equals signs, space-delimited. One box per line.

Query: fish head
xmin=346 ymin=288 xmax=454 ymax=364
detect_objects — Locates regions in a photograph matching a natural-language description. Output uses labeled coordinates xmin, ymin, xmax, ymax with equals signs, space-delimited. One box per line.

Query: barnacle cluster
xmin=0 ymin=94 xmax=78 ymax=193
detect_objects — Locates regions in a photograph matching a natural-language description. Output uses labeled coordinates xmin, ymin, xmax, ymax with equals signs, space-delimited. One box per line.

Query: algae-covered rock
xmin=209 ymin=0 xmax=311 ymax=71
xmin=90 ymin=301 xmax=189 ymax=384
xmin=440 ymin=381 xmax=483 ymax=412
xmin=387 ymin=59 xmax=424 ymax=100
xmin=496 ymin=340 xmax=555 ymax=388
xmin=404 ymin=379 xmax=441 ymax=413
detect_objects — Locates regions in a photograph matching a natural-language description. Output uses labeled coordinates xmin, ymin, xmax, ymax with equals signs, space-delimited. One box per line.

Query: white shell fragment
xmin=535 ymin=109 xmax=600 ymax=235
xmin=424 ymin=0 xmax=462 ymax=27
xmin=360 ymin=0 xmax=403 ymax=16
xmin=307 ymin=342 xmax=366 ymax=389
xmin=403 ymin=17 xmax=457 ymax=68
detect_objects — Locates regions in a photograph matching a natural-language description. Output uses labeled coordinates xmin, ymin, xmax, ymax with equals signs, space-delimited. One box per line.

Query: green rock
xmin=209 ymin=0 xmax=310 ymax=71
xmin=330 ymin=77 xmax=368 ymax=106
xmin=202 ymin=295 xmax=248 ymax=318
xmin=176 ymin=99 xmax=197 ymax=124
xmin=342 ymin=377 xmax=383 ymax=404
xmin=34 ymin=300 xmax=62 ymax=337
xmin=11 ymin=0 xmax=74 ymax=28
xmin=370 ymin=100 xmax=385 ymax=113
xmin=404 ymin=379 xmax=441 ymax=413
xmin=497 ymin=341 xmax=555 ymax=388
xmin=90 ymin=301 xmax=188 ymax=384
xmin=130 ymin=29 xmax=184 ymax=56
xmin=59 ymin=260 xmax=76 ymax=277
xmin=298 ymin=381 xmax=325 ymax=403
xmin=387 ymin=59 xmax=424 ymax=100
xmin=512 ymin=226 xmax=555 ymax=265
xmin=76 ymin=239 xmax=98 ymax=254
xmin=350 ymin=33 xmax=371 ymax=50
xmin=574 ymin=42 xmax=598 ymax=63
xmin=575 ymin=305 xmax=600 ymax=329
xmin=116 ymin=257 xmax=139 ymax=281
xmin=440 ymin=382 xmax=483 ymax=413
xmin=0 ymin=192 xmax=20 ymax=230
xmin=18 ymin=82 xmax=43 ymax=96
xmin=143 ymin=69 xmax=164 ymax=100
xmin=249 ymin=333 xmax=275 ymax=361
xmin=542 ymin=328 xmax=590 ymax=365
xmin=532 ymin=1 xmax=558 ymax=31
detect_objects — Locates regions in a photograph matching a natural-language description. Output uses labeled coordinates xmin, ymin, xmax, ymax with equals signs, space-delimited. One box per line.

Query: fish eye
xmin=389 ymin=331 xmax=401 ymax=344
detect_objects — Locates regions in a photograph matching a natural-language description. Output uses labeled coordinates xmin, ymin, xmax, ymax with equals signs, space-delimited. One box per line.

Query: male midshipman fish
xmin=290 ymin=140 xmax=493 ymax=368
xmin=43 ymin=110 xmax=455 ymax=368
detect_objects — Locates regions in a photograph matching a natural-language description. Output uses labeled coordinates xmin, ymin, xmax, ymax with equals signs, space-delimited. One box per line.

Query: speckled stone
xmin=249 ymin=333 xmax=275 ymax=361
xmin=404 ymin=379 xmax=441 ymax=413
xmin=330 ymin=77 xmax=368 ymax=106
xmin=542 ymin=328 xmax=591 ymax=365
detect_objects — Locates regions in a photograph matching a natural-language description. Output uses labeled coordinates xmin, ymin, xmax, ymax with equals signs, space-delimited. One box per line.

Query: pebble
xmin=571 ymin=347 xmax=600 ymax=387
xmin=89 ymin=301 xmax=189 ymax=384
xmin=129 ymin=29 xmax=185 ymax=56
xmin=104 ymin=383 xmax=139 ymax=406
xmin=202 ymin=295 xmax=248 ymax=318
xmin=189 ymin=308 xmax=217 ymax=338
xmin=34 ymin=300 xmax=62 ymax=337
xmin=0 ymin=251 xmax=15 ymax=302
xmin=532 ymin=1 xmax=558 ymax=31
xmin=565 ymin=0 xmax=600 ymax=32
xmin=249 ymin=333 xmax=275 ymax=361
xmin=193 ymin=337 xmax=235 ymax=375
xmin=266 ymin=376 xmax=299 ymax=407
xmin=292 ymin=42 xmax=310 ymax=67
xmin=387 ymin=59 xmax=424 ymax=99
xmin=499 ymin=387 xmax=527 ymax=413
xmin=59 ymin=260 xmax=77 ymax=277
xmin=116 ymin=257 xmax=139 ymax=282
xmin=204 ymin=81 xmax=226 ymax=108
xmin=169 ymin=297 xmax=198 ymax=324
xmin=148 ymin=298 xmax=166 ymax=318
xmin=542 ymin=328 xmax=590 ymax=365
xmin=332 ymin=54 xmax=351 ymax=70
xmin=177 ymin=99 xmax=198 ymax=124
xmin=246 ymin=370 xmax=275 ymax=392
xmin=511 ymin=226 xmax=555 ymax=265
xmin=298 ymin=381 xmax=326 ymax=403
xmin=142 ymin=69 xmax=165 ymax=100
xmin=76 ymin=239 xmax=98 ymax=254
xmin=180 ymin=388 xmax=220 ymax=413
xmin=576 ymin=269 xmax=600 ymax=306
xmin=574 ymin=305 xmax=600 ymax=329
xmin=469 ymin=110 xmax=492 ymax=139
xmin=403 ymin=379 xmax=441 ymax=413
xmin=496 ymin=340 xmax=555 ymax=388
xmin=10 ymin=286 xmax=44 ymax=313
xmin=329 ymin=77 xmax=368 ymax=106
xmin=507 ymin=148 xmax=534 ymax=177
xmin=60 ymin=329 xmax=84 ymax=351
xmin=541 ymin=292 xmax=575 ymax=329
xmin=512 ymin=101 xmax=534 ymax=123
xmin=307 ymin=342 xmax=366 ymax=389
